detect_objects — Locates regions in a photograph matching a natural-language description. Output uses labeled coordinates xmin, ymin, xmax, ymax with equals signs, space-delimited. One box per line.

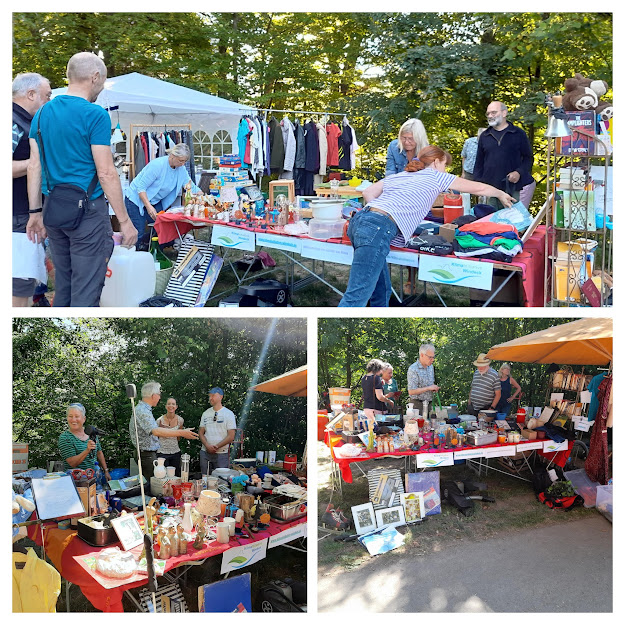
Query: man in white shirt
xmin=199 ymin=387 xmax=237 ymax=476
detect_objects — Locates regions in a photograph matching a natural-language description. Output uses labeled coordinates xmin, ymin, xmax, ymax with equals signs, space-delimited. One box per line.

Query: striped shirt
xmin=58 ymin=431 xmax=102 ymax=471
xmin=369 ymin=169 xmax=457 ymax=247
xmin=469 ymin=368 xmax=501 ymax=409
xmin=407 ymin=360 xmax=435 ymax=401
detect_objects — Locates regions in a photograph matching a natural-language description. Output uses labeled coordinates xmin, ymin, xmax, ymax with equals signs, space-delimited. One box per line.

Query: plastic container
xmin=564 ymin=469 xmax=601 ymax=507
xmin=595 ymin=485 xmax=612 ymax=522
xmin=310 ymin=201 xmax=343 ymax=221
xmin=308 ymin=218 xmax=344 ymax=240
xmin=328 ymin=387 xmax=351 ymax=407
xmin=100 ymin=246 xmax=156 ymax=307
xmin=282 ymin=452 xmax=301 ymax=472
xmin=443 ymin=194 xmax=463 ymax=223
xmin=317 ymin=414 xmax=329 ymax=441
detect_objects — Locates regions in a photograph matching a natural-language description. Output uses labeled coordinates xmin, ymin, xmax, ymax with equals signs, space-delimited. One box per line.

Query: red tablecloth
xmin=154 ymin=215 xmax=546 ymax=307
xmin=327 ymin=433 xmax=570 ymax=483
xmin=28 ymin=515 xmax=306 ymax=612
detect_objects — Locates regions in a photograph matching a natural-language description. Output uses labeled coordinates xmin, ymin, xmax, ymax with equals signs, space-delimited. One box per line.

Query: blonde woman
xmin=385 ymin=119 xmax=429 ymax=176
xmin=496 ymin=363 xmax=521 ymax=416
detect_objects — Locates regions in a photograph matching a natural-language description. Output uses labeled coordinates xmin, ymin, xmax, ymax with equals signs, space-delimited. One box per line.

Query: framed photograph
xmin=111 ymin=513 xmax=144 ymax=551
xmin=375 ymin=505 xmax=406 ymax=530
xmin=351 ymin=502 xmax=377 ymax=535
xmin=401 ymin=492 xmax=425 ymax=524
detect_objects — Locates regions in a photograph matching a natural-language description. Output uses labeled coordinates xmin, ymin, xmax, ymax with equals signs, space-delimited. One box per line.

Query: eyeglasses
xmin=425 ymin=354 xmax=436 ymax=360
xmin=486 ymin=111 xmax=501 ymax=117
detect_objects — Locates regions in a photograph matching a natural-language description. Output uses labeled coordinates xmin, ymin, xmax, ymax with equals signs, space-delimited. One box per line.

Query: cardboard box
xmin=72 ymin=478 xmax=96 ymax=527
xmin=469 ymin=271 xmax=522 ymax=306
xmin=521 ymin=429 xmax=537 ymax=440
xmin=12 ymin=442 xmax=28 ymax=473
xmin=438 ymin=222 xmax=458 ymax=243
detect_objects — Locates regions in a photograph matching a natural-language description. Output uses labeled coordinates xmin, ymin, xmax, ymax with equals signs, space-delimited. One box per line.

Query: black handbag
xmin=36 ymin=105 xmax=99 ymax=230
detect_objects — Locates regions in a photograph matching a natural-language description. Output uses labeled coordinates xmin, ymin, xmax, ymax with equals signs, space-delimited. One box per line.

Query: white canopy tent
xmin=51 ymin=72 xmax=253 ymax=169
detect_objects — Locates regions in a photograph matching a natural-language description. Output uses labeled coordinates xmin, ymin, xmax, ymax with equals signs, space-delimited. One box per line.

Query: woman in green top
xmin=58 ymin=403 xmax=111 ymax=481
xmin=381 ymin=363 xmax=399 ymax=412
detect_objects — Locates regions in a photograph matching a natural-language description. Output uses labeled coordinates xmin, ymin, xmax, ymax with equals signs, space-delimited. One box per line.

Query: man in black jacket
xmin=473 ymin=101 xmax=534 ymax=209
xmin=12 ymin=73 xmax=51 ymax=306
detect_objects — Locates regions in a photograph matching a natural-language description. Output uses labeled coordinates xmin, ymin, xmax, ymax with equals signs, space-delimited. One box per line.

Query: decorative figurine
xmin=160 ymin=535 xmax=171 ymax=560
xmin=193 ymin=524 xmax=206 ymax=550
xmin=168 ymin=525 xmax=179 ymax=557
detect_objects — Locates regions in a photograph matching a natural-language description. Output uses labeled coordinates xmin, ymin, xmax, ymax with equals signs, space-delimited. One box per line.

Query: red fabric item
xmin=244 ymin=118 xmax=254 ymax=165
xmin=326 ymin=123 xmax=342 ymax=167
xmin=140 ymin=134 xmax=149 ymax=164
xmin=28 ymin=516 xmax=305 ymax=612
xmin=330 ymin=435 xmax=570 ymax=483
xmin=586 ymin=375 xmax=612 ymax=484
xmin=459 ymin=221 xmax=518 ymax=236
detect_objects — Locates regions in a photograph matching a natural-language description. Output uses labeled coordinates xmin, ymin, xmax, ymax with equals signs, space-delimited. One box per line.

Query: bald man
xmin=472 ymin=101 xmax=534 ymax=210
xmin=27 ymin=52 xmax=137 ymax=306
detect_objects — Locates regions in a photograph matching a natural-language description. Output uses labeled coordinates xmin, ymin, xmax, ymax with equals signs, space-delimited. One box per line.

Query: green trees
xmin=13 ymin=318 xmax=306 ymax=470
xmin=317 ymin=317 xmax=596 ymax=411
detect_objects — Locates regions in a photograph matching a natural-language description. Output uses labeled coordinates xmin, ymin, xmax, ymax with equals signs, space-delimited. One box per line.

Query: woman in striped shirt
xmin=338 ymin=145 xmax=515 ymax=307
xmin=58 ymin=403 xmax=111 ymax=480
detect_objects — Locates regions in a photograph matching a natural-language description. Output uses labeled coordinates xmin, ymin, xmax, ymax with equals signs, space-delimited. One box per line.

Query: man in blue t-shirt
xmin=27 ymin=52 xmax=137 ymax=306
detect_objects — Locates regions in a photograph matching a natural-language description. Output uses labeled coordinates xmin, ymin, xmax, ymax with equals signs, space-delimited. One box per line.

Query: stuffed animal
xmin=562 ymin=77 xmax=598 ymax=112
xmin=573 ymin=73 xmax=608 ymax=99
xmin=595 ymin=101 xmax=613 ymax=121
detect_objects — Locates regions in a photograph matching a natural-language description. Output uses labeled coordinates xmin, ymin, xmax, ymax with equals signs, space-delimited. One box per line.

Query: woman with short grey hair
xmin=124 ymin=142 xmax=202 ymax=250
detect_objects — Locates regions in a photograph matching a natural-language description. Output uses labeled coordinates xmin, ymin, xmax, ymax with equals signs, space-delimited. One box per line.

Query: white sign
xmin=416 ymin=452 xmax=454 ymax=469
xmin=220 ymin=538 xmax=268 ymax=574
xmin=579 ymin=390 xmax=592 ymax=404
xmin=301 ymin=239 xmax=354 ymax=265
xmin=387 ymin=250 xmax=420 ymax=268
xmin=211 ymin=225 xmax=256 ymax=251
xmin=268 ymin=522 xmax=307 ymax=549
xmin=516 ymin=441 xmax=544 ymax=451
xmin=453 ymin=448 xmax=486 ymax=461
xmin=418 ymin=255 xmax=494 ymax=290
xmin=256 ymin=232 xmax=302 ymax=254
xmin=483 ymin=446 xmax=517 ymax=458
xmin=543 ymin=440 xmax=569 ymax=453
xmin=575 ymin=420 xmax=592 ymax=432
xmin=550 ymin=393 xmax=564 ymax=403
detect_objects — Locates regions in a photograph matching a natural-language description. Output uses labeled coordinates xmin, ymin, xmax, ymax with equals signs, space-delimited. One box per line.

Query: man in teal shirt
xmin=27 ymin=52 xmax=137 ymax=306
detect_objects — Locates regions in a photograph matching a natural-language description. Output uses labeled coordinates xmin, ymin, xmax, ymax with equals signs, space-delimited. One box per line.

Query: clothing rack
xmin=129 ymin=123 xmax=192 ymax=180
xmin=243 ymin=107 xmax=347 ymax=119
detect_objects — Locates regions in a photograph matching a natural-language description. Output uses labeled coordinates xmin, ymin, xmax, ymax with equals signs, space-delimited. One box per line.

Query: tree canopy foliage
xmin=13 ymin=318 xmax=307 ymax=471
xmin=317 ymin=317 xmax=600 ymax=411
xmin=13 ymin=12 xmax=612 ymax=194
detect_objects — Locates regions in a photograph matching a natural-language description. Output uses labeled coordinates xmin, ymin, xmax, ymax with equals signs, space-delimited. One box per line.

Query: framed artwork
xmin=400 ymin=492 xmax=425 ymax=524
xmin=375 ymin=505 xmax=406 ymax=530
xmin=111 ymin=513 xmax=144 ymax=550
xmin=351 ymin=502 xmax=377 ymax=535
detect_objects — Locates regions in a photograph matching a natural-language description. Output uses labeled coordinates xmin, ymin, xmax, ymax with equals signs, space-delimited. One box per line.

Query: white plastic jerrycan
xmin=100 ymin=245 xmax=156 ymax=307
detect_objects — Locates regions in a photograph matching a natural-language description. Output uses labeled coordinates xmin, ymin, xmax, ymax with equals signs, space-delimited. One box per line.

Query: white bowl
xmin=310 ymin=201 xmax=343 ymax=221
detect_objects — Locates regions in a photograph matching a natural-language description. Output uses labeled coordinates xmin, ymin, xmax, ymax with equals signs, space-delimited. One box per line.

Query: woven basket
xmin=155 ymin=266 xmax=174 ymax=295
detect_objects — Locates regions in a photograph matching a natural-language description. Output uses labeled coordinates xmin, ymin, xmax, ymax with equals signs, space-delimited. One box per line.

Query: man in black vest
xmin=12 ymin=73 xmax=51 ymax=306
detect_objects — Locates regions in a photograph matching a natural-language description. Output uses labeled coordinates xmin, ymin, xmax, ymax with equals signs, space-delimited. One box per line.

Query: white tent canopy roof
xmin=52 ymin=72 xmax=252 ymax=116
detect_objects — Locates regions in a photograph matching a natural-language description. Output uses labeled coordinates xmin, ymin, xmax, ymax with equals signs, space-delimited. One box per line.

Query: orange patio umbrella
xmin=251 ymin=365 xmax=307 ymax=397
xmin=486 ymin=318 xmax=612 ymax=366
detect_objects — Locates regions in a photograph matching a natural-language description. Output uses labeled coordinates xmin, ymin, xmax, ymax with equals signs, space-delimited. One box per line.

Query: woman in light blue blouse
xmin=124 ymin=143 xmax=201 ymax=250
xmin=385 ymin=119 xmax=429 ymax=177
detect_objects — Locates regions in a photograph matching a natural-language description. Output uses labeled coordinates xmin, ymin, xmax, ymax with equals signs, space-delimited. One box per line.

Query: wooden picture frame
xmin=351 ymin=502 xmax=377 ymax=535
xmin=400 ymin=492 xmax=425 ymax=524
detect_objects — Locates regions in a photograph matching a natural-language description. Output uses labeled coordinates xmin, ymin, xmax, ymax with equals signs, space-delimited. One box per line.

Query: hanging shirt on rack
xmin=134 ymin=134 xmax=147 ymax=176
xmin=326 ymin=122 xmax=342 ymax=168
xmin=268 ymin=117 xmax=285 ymax=173
xmin=281 ymin=117 xmax=297 ymax=174
xmin=262 ymin=118 xmax=271 ymax=176
xmin=316 ymin=122 xmax=328 ymax=176
xmin=237 ymin=118 xmax=251 ymax=168
xmin=338 ymin=121 xmax=353 ymax=170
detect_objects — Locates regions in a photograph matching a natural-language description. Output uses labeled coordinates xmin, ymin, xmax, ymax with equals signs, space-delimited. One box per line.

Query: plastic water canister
xmin=100 ymin=246 xmax=156 ymax=307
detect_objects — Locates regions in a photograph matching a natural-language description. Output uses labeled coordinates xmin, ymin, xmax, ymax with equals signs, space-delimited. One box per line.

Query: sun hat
xmin=473 ymin=353 xmax=492 ymax=367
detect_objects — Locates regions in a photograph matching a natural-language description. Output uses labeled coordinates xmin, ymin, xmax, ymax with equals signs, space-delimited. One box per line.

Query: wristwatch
xmin=28 ymin=207 xmax=43 ymax=214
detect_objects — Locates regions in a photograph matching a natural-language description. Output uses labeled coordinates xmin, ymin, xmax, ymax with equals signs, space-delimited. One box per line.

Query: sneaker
xmin=322 ymin=505 xmax=349 ymax=530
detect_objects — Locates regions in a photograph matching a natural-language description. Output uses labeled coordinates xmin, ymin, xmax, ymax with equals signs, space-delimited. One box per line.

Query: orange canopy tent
xmin=251 ymin=365 xmax=307 ymax=397
xmin=486 ymin=318 xmax=612 ymax=366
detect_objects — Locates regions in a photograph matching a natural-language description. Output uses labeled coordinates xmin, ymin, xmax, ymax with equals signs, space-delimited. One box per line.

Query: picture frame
xmin=351 ymin=502 xmax=377 ymax=535
xmin=400 ymin=492 xmax=425 ymax=524
xmin=375 ymin=505 xmax=406 ymax=530
xmin=111 ymin=513 xmax=144 ymax=551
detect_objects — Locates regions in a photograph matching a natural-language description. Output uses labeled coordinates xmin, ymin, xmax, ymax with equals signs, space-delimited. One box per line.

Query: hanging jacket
xmin=281 ymin=117 xmax=297 ymax=172
xmin=316 ymin=122 xmax=328 ymax=175
xmin=304 ymin=121 xmax=319 ymax=173
xmin=12 ymin=548 xmax=61 ymax=612
xmin=325 ymin=121 xmax=341 ymax=168
xmin=338 ymin=122 xmax=353 ymax=170
xmin=268 ymin=117 xmax=285 ymax=173
xmin=293 ymin=120 xmax=306 ymax=170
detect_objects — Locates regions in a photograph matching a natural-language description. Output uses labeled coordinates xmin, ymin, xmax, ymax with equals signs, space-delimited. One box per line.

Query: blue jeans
xmin=125 ymin=197 xmax=163 ymax=251
xmin=338 ymin=208 xmax=399 ymax=307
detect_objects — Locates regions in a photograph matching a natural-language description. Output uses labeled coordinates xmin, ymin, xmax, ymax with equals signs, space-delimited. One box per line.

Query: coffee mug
xmin=110 ymin=497 xmax=122 ymax=512
xmin=166 ymin=466 xmax=176 ymax=478
xmin=223 ymin=517 xmax=236 ymax=536
xmin=216 ymin=522 xmax=230 ymax=544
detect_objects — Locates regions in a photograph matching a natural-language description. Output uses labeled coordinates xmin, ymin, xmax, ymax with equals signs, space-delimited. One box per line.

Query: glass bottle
xmin=150 ymin=237 xmax=172 ymax=270
xmin=181 ymin=453 xmax=190 ymax=483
